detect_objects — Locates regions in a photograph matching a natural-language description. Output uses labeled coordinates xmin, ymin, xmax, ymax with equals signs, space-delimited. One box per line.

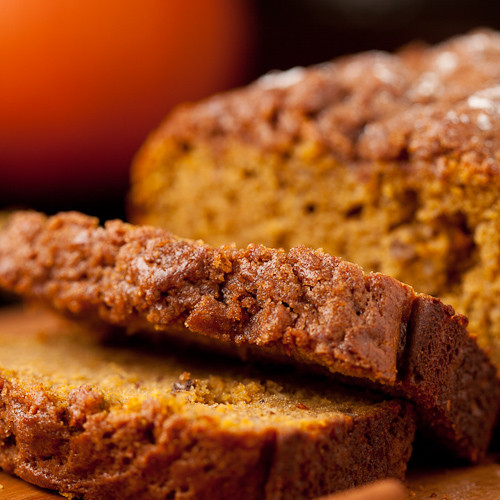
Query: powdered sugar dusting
xmin=258 ymin=67 xmax=306 ymax=90
xmin=464 ymin=31 xmax=494 ymax=52
xmin=372 ymin=61 xmax=399 ymax=85
xmin=135 ymin=254 xmax=191 ymax=287
xmin=135 ymin=256 xmax=172 ymax=283
xmin=72 ymin=230 xmax=90 ymax=245
xmin=467 ymin=86 xmax=500 ymax=113
xmin=412 ymin=72 xmax=442 ymax=98
xmin=468 ymin=95 xmax=495 ymax=111
xmin=433 ymin=51 xmax=458 ymax=74
xmin=446 ymin=110 xmax=459 ymax=124
xmin=477 ymin=112 xmax=492 ymax=131
xmin=135 ymin=256 xmax=151 ymax=277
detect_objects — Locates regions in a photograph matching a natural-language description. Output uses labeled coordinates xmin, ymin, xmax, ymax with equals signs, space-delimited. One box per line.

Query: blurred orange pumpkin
xmin=0 ymin=0 xmax=253 ymax=203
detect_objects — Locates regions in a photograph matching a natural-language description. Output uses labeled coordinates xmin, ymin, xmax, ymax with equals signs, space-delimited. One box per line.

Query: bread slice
xmin=128 ymin=29 xmax=500 ymax=371
xmin=0 ymin=211 xmax=497 ymax=463
xmin=0 ymin=306 xmax=416 ymax=500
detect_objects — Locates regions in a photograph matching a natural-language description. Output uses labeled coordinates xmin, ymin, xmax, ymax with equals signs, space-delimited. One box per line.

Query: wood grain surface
xmin=407 ymin=458 xmax=500 ymax=499
xmin=0 ymin=471 xmax=59 ymax=499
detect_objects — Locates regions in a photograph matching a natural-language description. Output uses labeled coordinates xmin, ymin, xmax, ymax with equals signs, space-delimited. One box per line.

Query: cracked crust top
xmin=0 ymin=211 xmax=413 ymax=384
xmin=145 ymin=29 xmax=500 ymax=182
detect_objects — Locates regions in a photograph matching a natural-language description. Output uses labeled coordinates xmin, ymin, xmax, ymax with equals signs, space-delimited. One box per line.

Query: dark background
xmin=2 ymin=0 xmax=500 ymax=221
xmin=254 ymin=0 xmax=497 ymax=74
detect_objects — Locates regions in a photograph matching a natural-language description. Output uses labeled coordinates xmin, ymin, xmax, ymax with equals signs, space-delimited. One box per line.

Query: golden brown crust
xmin=0 ymin=211 xmax=497 ymax=462
xmin=143 ymin=29 xmax=500 ymax=176
xmin=0 ymin=211 xmax=413 ymax=384
xmin=0 ymin=307 xmax=416 ymax=500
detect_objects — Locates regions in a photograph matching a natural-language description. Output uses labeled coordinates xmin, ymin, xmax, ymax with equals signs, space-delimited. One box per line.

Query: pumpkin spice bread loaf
xmin=0 ymin=211 xmax=497 ymax=462
xmin=0 ymin=306 xmax=416 ymax=500
xmin=129 ymin=29 xmax=500 ymax=370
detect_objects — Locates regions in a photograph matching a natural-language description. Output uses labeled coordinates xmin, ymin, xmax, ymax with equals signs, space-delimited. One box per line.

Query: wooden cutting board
xmin=407 ymin=457 xmax=500 ymax=499
xmin=0 ymin=471 xmax=59 ymax=499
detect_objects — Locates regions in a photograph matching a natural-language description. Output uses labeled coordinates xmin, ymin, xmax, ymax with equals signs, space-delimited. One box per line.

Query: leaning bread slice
xmin=0 ymin=306 xmax=415 ymax=500
xmin=0 ymin=211 xmax=497 ymax=462
xmin=129 ymin=29 xmax=500 ymax=372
